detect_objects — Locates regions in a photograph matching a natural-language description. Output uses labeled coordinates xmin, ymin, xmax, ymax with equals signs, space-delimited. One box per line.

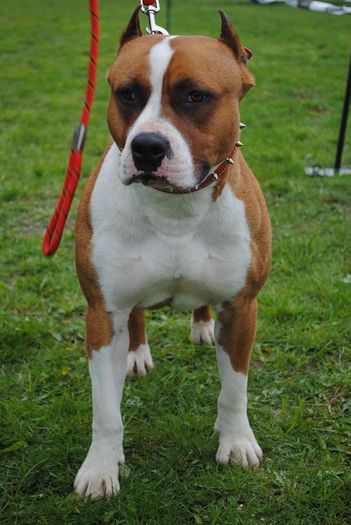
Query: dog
xmin=74 ymin=8 xmax=271 ymax=499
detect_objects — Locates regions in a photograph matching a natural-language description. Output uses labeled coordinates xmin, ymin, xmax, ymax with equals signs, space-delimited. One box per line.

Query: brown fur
xmin=218 ymin=10 xmax=252 ymax=67
xmin=216 ymin=296 xmax=258 ymax=374
xmin=107 ymin=36 xmax=162 ymax=150
xmin=192 ymin=305 xmax=213 ymax=324
xmin=128 ymin=308 xmax=147 ymax=352
xmin=75 ymin=145 xmax=114 ymax=356
xmin=119 ymin=7 xmax=143 ymax=50
xmin=215 ymin=152 xmax=271 ymax=373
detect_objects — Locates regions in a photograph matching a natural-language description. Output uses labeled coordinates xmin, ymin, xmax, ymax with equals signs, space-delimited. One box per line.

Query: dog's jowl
xmin=74 ymin=9 xmax=271 ymax=499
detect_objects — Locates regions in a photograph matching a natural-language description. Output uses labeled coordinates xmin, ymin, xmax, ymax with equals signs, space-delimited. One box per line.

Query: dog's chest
xmin=90 ymin=145 xmax=251 ymax=311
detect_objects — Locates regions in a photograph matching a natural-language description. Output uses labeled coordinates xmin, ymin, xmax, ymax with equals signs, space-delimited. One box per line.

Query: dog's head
xmin=107 ymin=9 xmax=254 ymax=192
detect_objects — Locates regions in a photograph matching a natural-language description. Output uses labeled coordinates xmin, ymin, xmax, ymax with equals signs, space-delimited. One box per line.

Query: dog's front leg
xmin=214 ymin=296 xmax=262 ymax=469
xmin=74 ymin=309 xmax=130 ymax=499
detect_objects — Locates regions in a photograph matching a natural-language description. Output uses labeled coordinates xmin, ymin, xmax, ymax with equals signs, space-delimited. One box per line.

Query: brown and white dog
xmin=74 ymin=8 xmax=271 ymax=499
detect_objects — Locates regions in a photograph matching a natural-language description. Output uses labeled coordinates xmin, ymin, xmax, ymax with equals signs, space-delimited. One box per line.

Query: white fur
xmin=91 ymin=142 xmax=251 ymax=313
xmin=119 ymin=37 xmax=196 ymax=189
xmin=214 ymin=341 xmax=262 ymax=468
xmin=74 ymin=313 xmax=129 ymax=499
xmin=190 ymin=315 xmax=215 ymax=345
xmin=127 ymin=344 xmax=154 ymax=376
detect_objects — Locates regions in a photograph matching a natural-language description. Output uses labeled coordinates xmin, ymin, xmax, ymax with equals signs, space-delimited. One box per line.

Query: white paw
xmin=215 ymin=431 xmax=262 ymax=469
xmin=127 ymin=344 xmax=154 ymax=376
xmin=74 ymin=446 xmax=124 ymax=500
xmin=190 ymin=318 xmax=215 ymax=345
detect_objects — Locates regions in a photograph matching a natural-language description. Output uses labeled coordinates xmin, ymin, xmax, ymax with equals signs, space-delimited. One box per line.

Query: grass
xmin=0 ymin=0 xmax=350 ymax=523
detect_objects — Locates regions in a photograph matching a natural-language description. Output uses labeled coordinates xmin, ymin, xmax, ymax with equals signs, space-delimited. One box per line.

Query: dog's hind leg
xmin=190 ymin=305 xmax=215 ymax=345
xmin=127 ymin=308 xmax=154 ymax=376
xmin=214 ymin=295 xmax=262 ymax=469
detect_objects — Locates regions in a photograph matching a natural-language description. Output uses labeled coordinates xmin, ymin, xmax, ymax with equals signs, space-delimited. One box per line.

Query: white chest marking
xmin=91 ymin=144 xmax=252 ymax=312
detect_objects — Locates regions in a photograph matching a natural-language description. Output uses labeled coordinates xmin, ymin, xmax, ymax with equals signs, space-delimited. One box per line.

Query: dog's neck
xmin=132 ymin=182 xmax=214 ymax=234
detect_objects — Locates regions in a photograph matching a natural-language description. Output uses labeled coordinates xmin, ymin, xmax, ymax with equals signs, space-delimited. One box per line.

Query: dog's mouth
xmin=125 ymin=162 xmax=212 ymax=194
xmin=126 ymin=172 xmax=177 ymax=192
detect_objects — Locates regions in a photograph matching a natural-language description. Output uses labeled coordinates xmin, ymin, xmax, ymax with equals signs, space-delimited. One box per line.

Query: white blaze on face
xmin=147 ymin=37 xmax=175 ymax=117
xmin=119 ymin=37 xmax=196 ymax=189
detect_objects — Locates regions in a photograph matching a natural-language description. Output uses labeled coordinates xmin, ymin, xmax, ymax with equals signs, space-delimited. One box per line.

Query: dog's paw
xmin=215 ymin=432 xmax=262 ymax=469
xmin=190 ymin=318 xmax=215 ymax=345
xmin=74 ymin=447 xmax=124 ymax=500
xmin=127 ymin=344 xmax=154 ymax=376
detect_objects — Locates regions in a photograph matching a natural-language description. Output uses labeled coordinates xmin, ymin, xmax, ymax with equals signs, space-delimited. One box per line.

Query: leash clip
xmin=139 ymin=0 xmax=169 ymax=35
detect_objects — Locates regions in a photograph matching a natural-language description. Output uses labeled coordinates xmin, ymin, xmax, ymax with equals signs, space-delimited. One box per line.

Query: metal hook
xmin=139 ymin=0 xmax=169 ymax=35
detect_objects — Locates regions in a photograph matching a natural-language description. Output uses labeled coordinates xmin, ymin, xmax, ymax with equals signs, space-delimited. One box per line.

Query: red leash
xmin=42 ymin=0 xmax=99 ymax=256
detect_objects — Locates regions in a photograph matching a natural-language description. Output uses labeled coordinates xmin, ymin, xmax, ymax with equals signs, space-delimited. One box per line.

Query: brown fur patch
xmin=119 ymin=7 xmax=142 ymax=50
xmin=107 ymin=35 xmax=163 ymax=150
xmin=228 ymin=151 xmax=272 ymax=297
xmin=192 ymin=305 xmax=212 ymax=323
xmin=214 ymin=151 xmax=271 ymax=374
xmin=217 ymin=296 xmax=258 ymax=374
xmin=75 ymin=144 xmax=114 ymax=356
xmin=128 ymin=308 xmax=147 ymax=352
xmin=165 ymin=37 xmax=246 ymax=170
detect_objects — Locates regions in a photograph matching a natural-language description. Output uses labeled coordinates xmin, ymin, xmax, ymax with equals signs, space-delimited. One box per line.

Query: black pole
xmin=334 ymin=56 xmax=351 ymax=173
xmin=166 ymin=0 xmax=172 ymax=33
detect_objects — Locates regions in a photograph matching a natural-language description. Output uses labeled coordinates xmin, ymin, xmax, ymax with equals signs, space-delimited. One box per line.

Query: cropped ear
xmin=218 ymin=10 xmax=252 ymax=64
xmin=119 ymin=7 xmax=143 ymax=48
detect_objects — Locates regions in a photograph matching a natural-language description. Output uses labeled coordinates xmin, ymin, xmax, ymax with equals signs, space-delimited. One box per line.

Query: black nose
xmin=131 ymin=132 xmax=170 ymax=172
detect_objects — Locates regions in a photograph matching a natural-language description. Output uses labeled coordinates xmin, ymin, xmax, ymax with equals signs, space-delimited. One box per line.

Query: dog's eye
xmin=118 ymin=88 xmax=137 ymax=104
xmin=186 ymin=91 xmax=210 ymax=104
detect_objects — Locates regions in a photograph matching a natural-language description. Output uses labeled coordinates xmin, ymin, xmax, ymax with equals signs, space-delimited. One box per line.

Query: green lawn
xmin=0 ymin=1 xmax=350 ymax=524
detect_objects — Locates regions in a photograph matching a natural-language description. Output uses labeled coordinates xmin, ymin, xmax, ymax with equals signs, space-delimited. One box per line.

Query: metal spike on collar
xmin=240 ymin=122 xmax=246 ymax=129
xmin=235 ymin=140 xmax=243 ymax=147
xmin=226 ymin=158 xmax=235 ymax=164
xmin=213 ymin=173 xmax=219 ymax=180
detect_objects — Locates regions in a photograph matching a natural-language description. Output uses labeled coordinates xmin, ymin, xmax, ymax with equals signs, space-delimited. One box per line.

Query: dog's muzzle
xmin=131 ymin=132 xmax=173 ymax=173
